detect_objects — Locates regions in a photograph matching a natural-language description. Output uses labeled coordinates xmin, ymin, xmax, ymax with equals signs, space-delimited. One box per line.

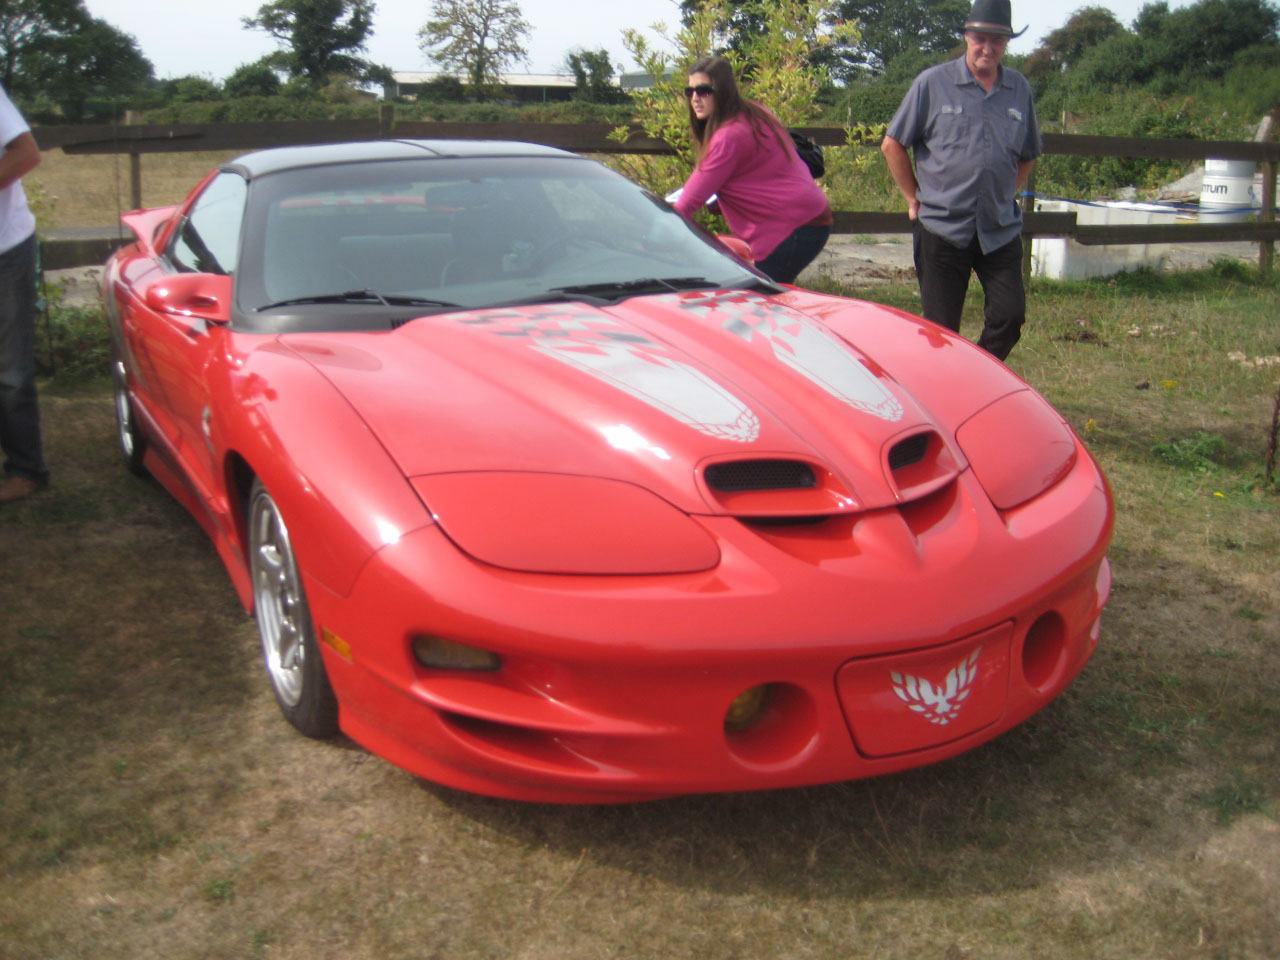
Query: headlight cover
xmin=412 ymin=471 xmax=720 ymax=575
xmin=955 ymin=390 xmax=1078 ymax=511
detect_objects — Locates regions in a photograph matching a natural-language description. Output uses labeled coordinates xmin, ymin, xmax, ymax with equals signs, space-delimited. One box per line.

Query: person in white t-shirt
xmin=0 ymin=83 xmax=44 ymax=504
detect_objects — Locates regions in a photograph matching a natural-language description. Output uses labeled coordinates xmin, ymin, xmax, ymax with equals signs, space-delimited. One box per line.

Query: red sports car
xmin=104 ymin=139 xmax=1113 ymax=803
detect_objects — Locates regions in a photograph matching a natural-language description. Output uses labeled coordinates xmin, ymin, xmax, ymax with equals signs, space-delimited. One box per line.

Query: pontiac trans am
xmin=103 ymin=139 xmax=1113 ymax=803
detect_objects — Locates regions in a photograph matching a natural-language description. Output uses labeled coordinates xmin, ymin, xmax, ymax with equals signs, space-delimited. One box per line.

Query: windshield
xmin=233 ymin=155 xmax=769 ymax=332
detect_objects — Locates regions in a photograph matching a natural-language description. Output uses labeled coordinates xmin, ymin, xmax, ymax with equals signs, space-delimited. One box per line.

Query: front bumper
xmin=304 ymin=457 xmax=1113 ymax=803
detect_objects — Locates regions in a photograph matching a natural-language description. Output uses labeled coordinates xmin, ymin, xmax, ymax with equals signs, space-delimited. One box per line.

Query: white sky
xmin=82 ymin=0 xmax=1190 ymax=82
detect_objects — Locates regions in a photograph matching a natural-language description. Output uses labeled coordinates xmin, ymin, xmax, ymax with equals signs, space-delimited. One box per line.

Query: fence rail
xmin=33 ymin=115 xmax=1279 ymax=273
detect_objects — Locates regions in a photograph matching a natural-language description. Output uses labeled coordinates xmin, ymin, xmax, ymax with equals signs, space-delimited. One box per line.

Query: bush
xmin=138 ymin=97 xmax=634 ymax=126
xmin=34 ymin=302 xmax=110 ymax=382
xmin=825 ymin=79 xmax=911 ymax=126
xmin=1034 ymin=89 xmax=1247 ymax=198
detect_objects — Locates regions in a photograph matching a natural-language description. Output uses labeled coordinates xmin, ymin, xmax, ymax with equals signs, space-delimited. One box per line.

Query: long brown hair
xmin=686 ymin=56 xmax=788 ymax=164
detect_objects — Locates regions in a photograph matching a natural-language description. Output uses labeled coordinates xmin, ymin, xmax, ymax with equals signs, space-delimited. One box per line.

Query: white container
xmin=1031 ymin=200 xmax=1177 ymax=280
xmin=1200 ymin=158 xmax=1257 ymax=223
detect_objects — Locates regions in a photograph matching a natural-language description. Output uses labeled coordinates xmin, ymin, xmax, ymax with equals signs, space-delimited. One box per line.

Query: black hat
xmin=962 ymin=0 xmax=1027 ymax=37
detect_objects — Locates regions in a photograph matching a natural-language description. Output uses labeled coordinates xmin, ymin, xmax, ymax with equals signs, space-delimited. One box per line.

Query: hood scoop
xmin=699 ymin=457 xmax=857 ymax=517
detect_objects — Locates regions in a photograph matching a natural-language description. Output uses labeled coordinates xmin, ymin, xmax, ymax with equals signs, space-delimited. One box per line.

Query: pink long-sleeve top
xmin=674 ymin=113 xmax=830 ymax=261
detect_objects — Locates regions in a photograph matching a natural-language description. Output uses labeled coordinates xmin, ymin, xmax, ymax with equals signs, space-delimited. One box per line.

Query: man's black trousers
xmin=912 ymin=221 xmax=1025 ymax=362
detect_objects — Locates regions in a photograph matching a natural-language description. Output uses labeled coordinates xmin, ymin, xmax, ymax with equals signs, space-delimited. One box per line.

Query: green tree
xmin=1135 ymin=0 xmax=1279 ymax=81
xmin=831 ymin=0 xmax=968 ymax=76
xmin=681 ymin=0 xmax=963 ymax=77
xmin=0 ymin=0 xmax=87 ymax=90
xmin=617 ymin=0 xmax=862 ymax=200
xmin=564 ymin=48 xmax=628 ymax=104
xmin=18 ymin=15 xmax=152 ymax=120
xmin=678 ymin=0 xmax=768 ymax=54
xmin=1024 ymin=6 xmax=1123 ymax=90
xmin=416 ymin=74 xmax=466 ymax=101
xmin=165 ymin=75 xmax=223 ymax=103
xmin=418 ymin=0 xmax=530 ymax=99
xmin=224 ymin=61 xmax=283 ymax=97
xmin=1059 ymin=0 xmax=1278 ymax=95
xmin=243 ymin=0 xmax=389 ymax=88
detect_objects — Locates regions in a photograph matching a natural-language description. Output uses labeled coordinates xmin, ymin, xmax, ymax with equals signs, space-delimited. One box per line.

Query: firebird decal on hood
xmin=460 ymin=306 xmax=760 ymax=443
xmin=677 ymin=291 xmax=904 ymax=423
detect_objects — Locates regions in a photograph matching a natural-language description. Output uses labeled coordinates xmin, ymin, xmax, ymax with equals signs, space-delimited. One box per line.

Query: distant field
xmin=27 ymin=141 xmax=902 ymax=230
xmin=29 ymin=150 xmax=239 ymax=229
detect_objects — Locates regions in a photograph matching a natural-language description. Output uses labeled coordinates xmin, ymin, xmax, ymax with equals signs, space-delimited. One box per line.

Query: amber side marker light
xmin=725 ymin=684 xmax=772 ymax=732
xmin=412 ymin=636 xmax=501 ymax=671
xmin=320 ymin=628 xmax=352 ymax=661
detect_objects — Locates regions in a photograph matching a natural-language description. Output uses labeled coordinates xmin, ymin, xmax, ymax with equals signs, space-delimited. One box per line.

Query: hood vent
xmin=888 ymin=433 xmax=930 ymax=472
xmin=705 ymin=459 xmax=816 ymax=493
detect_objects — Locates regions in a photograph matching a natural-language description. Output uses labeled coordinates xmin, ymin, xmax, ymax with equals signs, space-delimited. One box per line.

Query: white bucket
xmin=1200 ymin=158 xmax=1257 ymax=223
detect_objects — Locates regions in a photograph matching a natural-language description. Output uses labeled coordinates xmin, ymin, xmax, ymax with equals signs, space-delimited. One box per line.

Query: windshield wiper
xmin=258 ymin=290 xmax=458 ymax=310
xmin=549 ymin=277 xmax=718 ymax=300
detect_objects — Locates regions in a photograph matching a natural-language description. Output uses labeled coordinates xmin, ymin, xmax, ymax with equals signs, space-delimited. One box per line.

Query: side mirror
xmin=144 ymin=273 xmax=233 ymax=324
xmin=716 ymin=235 xmax=754 ymax=263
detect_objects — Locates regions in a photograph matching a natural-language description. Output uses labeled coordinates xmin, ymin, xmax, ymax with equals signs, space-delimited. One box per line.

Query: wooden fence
xmin=33 ymin=112 xmax=1280 ymax=273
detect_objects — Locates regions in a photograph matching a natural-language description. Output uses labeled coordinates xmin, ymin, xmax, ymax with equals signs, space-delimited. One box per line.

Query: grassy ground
xmin=3 ymin=237 xmax=1279 ymax=955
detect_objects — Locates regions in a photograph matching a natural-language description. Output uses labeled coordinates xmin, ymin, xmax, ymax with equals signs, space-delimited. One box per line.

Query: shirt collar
xmin=951 ymin=55 xmax=1010 ymax=90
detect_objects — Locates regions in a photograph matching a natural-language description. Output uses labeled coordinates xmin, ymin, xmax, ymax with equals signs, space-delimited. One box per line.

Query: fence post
xmin=1255 ymin=115 xmax=1274 ymax=276
xmin=379 ymin=103 xmax=394 ymax=138
xmin=1259 ymin=159 xmax=1275 ymax=276
xmin=124 ymin=110 xmax=142 ymax=210
xmin=1021 ymin=169 xmax=1036 ymax=283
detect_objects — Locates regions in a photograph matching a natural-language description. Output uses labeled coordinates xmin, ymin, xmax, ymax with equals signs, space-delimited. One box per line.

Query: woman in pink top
xmin=673 ymin=56 xmax=832 ymax=284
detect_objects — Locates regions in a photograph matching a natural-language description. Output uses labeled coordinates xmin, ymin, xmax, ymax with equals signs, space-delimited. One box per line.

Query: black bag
xmin=789 ymin=130 xmax=825 ymax=179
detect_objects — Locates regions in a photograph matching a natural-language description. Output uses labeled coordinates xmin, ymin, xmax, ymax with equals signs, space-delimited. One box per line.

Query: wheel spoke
xmin=280 ymin=633 xmax=303 ymax=671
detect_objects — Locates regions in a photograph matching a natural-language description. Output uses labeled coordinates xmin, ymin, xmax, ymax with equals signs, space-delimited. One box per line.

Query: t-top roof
xmin=222 ymin=139 xmax=579 ymax=179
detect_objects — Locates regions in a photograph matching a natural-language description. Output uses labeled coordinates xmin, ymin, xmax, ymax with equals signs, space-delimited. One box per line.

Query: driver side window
xmin=170 ymin=172 xmax=247 ymax=275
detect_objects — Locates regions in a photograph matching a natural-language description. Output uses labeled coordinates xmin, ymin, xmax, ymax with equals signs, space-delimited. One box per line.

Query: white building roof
xmin=391 ymin=72 xmax=578 ymax=88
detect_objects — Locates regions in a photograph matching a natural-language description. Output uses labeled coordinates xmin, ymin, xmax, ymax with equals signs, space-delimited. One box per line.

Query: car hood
xmin=280 ymin=290 xmax=987 ymax=515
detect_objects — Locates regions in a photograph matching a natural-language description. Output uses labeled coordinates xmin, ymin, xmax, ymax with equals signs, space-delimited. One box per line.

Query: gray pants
xmin=0 ymin=232 xmax=46 ymax=482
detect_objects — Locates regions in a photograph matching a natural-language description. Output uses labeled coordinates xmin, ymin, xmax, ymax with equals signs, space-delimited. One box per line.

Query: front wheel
xmin=248 ymin=479 xmax=338 ymax=738
xmin=112 ymin=356 xmax=148 ymax=477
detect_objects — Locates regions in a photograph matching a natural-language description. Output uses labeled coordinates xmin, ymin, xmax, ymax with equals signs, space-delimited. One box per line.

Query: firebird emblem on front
xmin=891 ymin=649 xmax=981 ymax=725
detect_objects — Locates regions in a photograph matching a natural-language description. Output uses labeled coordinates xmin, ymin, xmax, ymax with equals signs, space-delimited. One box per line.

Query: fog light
xmin=725 ymin=684 xmax=771 ymax=731
xmin=412 ymin=636 xmax=501 ymax=671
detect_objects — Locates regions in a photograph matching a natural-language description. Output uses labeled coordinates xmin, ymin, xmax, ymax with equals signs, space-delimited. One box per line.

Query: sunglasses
xmin=684 ymin=84 xmax=715 ymax=99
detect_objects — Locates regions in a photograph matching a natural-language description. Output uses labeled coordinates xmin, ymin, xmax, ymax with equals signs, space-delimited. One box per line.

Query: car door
xmin=138 ymin=171 xmax=247 ymax=507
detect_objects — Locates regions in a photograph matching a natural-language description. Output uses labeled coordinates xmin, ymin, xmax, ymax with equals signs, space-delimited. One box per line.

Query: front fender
xmin=214 ymin=336 xmax=434 ymax=600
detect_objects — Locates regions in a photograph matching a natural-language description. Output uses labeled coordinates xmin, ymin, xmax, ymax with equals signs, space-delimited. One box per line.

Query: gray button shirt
xmin=887 ymin=57 xmax=1041 ymax=252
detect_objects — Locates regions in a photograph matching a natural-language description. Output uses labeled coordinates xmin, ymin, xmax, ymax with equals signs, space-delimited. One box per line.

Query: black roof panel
xmin=221 ymin=139 xmax=579 ymax=179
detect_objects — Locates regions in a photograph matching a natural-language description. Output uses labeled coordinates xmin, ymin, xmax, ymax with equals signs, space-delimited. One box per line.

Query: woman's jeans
xmin=0 ymin=232 xmax=46 ymax=483
xmin=755 ymin=224 xmax=831 ymax=285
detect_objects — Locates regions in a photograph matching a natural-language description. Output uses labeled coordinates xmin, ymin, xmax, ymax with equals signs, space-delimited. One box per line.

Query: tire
xmin=112 ymin=356 xmax=148 ymax=477
xmin=248 ymin=479 xmax=339 ymax=738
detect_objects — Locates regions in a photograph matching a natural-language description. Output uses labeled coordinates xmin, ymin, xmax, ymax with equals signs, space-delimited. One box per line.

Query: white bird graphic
xmin=891 ymin=648 xmax=982 ymax=725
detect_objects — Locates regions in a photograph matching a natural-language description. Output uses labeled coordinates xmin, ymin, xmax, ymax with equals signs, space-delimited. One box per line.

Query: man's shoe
xmin=0 ymin=475 xmax=46 ymax=504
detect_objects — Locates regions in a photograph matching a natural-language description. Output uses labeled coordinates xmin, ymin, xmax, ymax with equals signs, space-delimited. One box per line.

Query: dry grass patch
xmin=29 ymin=150 xmax=239 ymax=229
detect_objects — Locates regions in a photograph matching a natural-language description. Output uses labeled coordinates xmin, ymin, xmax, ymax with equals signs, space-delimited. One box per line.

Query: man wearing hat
xmin=881 ymin=0 xmax=1041 ymax=361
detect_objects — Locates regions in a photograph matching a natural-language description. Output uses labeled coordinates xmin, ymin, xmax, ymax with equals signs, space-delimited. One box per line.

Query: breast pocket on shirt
xmin=929 ymin=106 xmax=971 ymax=150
